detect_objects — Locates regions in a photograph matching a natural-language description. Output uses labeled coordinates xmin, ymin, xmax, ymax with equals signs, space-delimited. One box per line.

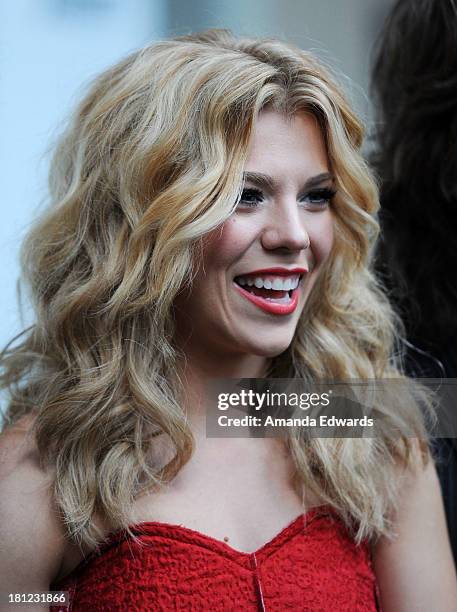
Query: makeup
xmin=233 ymin=268 xmax=306 ymax=315
xmin=175 ymin=110 xmax=334 ymax=357
xmin=233 ymin=280 xmax=301 ymax=315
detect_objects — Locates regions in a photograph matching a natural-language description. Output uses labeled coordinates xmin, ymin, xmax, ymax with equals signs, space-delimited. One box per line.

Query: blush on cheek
xmin=202 ymin=217 xmax=255 ymax=265
xmin=321 ymin=226 xmax=335 ymax=261
xmin=311 ymin=218 xmax=334 ymax=267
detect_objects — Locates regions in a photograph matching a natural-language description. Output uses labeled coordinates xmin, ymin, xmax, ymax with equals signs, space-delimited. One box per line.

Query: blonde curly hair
xmin=0 ymin=29 xmax=431 ymax=550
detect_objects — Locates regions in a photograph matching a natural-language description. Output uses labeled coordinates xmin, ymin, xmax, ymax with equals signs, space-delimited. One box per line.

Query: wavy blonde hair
xmin=1 ymin=29 xmax=431 ymax=550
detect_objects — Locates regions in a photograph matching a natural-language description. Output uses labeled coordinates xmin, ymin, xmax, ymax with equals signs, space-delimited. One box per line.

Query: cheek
xmin=201 ymin=217 xmax=256 ymax=267
xmin=310 ymin=215 xmax=334 ymax=264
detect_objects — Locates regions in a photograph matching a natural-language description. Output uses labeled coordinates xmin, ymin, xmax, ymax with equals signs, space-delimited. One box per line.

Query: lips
xmin=233 ymin=267 xmax=306 ymax=315
xmin=233 ymin=281 xmax=301 ymax=315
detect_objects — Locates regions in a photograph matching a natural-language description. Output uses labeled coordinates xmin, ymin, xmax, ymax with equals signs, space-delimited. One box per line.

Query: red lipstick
xmin=233 ymin=282 xmax=300 ymax=315
xmin=233 ymin=266 xmax=307 ymax=315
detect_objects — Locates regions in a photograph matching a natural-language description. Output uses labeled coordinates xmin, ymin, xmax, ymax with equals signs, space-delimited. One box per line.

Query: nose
xmin=260 ymin=201 xmax=310 ymax=252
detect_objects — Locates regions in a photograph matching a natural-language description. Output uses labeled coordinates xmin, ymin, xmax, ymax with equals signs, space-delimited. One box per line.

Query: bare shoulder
xmin=372 ymin=440 xmax=457 ymax=612
xmin=0 ymin=414 xmax=68 ymax=597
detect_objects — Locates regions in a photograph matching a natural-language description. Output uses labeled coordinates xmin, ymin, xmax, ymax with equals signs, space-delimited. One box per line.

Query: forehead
xmin=244 ymin=109 xmax=329 ymax=178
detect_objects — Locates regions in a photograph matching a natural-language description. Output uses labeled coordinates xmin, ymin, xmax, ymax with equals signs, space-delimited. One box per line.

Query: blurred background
xmin=0 ymin=0 xmax=395 ymax=353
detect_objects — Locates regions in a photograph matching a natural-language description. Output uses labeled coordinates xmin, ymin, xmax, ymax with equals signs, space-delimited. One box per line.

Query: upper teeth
xmin=236 ymin=275 xmax=300 ymax=291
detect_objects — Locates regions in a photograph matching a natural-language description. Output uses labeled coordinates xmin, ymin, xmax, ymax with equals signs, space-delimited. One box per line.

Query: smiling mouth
xmin=232 ymin=274 xmax=304 ymax=315
xmin=234 ymin=283 xmax=292 ymax=302
xmin=233 ymin=274 xmax=303 ymax=302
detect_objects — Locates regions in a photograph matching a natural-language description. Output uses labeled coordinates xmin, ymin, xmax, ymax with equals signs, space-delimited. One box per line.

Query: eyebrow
xmin=242 ymin=171 xmax=335 ymax=191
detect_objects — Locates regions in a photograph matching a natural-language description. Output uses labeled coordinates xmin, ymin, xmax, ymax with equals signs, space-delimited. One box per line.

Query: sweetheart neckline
xmin=55 ymin=504 xmax=338 ymax=584
xmin=53 ymin=504 xmax=339 ymax=584
xmin=122 ymin=504 xmax=336 ymax=557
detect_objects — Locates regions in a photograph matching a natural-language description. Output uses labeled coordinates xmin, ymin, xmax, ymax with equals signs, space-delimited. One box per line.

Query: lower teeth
xmin=264 ymin=293 xmax=292 ymax=304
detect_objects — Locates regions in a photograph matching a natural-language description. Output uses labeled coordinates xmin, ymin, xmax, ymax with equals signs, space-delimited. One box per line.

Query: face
xmin=175 ymin=109 xmax=334 ymax=359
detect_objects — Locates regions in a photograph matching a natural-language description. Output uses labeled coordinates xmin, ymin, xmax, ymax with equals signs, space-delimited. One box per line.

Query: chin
xmin=245 ymin=336 xmax=294 ymax=359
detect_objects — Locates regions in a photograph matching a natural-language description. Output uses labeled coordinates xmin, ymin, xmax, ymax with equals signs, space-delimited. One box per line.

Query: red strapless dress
xmin=50 ymin=505 xmax=381 ymax=611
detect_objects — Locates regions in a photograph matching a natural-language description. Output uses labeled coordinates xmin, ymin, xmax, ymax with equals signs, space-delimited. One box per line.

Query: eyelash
xmin=237 ymin=187 xmax=336 ymax=209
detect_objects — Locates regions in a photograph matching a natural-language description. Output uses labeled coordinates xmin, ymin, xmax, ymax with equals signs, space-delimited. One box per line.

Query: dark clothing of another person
xmin=404 ymin=340 xmax=457 ymax=566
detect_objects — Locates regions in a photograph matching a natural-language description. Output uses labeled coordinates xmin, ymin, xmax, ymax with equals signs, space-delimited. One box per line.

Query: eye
xmin=300 ymin=188 xmax=336 ymax=210
xmin=237 ymin=187 xmax=264 ymax=208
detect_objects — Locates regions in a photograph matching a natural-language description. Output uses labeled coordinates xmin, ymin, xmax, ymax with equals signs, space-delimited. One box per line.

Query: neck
xmin=175 ymin=342 xmax=271 ymax=433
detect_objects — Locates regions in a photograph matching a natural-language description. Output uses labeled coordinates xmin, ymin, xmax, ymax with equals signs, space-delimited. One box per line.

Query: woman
xmin=0 ymin=29 xmax=455 ymax=611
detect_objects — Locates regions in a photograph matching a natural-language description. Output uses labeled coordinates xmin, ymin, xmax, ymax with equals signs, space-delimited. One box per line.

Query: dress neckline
xmin=124 ymin=504 xmax=336 ymax=558
xmin=55 ymin=504 xmax=339 ymax=583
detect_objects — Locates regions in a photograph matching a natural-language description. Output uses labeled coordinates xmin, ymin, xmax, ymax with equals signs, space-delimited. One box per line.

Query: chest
xmin=56 ymin=437 xmax=320 ymax=582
